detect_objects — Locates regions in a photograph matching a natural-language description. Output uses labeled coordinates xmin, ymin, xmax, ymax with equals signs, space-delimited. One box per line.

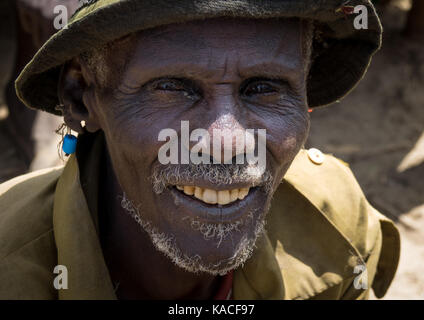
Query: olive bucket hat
xmin=15 ymin=0 xmax=382 ymax=115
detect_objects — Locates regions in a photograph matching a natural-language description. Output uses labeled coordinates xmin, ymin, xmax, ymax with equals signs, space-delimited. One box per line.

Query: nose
xmin=187 ymin=85 xmax=255 ymax=164
xmin=200 ymin=113 xmax=255 ymax=164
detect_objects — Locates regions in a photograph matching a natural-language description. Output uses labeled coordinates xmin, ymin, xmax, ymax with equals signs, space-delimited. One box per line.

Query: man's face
xmin=85 ymin=18 xmax=310 ymax=275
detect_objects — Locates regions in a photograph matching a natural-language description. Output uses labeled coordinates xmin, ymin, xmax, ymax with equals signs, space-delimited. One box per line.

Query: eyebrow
xmin=121 ymin=59 xmax=301 ymax=90
xmin=238 ymin=61 xmax=302 ymax=82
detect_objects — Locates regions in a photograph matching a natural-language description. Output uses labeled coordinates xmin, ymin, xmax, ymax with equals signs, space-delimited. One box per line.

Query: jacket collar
xmin=53 ymin=133 xmax=116 ymax=299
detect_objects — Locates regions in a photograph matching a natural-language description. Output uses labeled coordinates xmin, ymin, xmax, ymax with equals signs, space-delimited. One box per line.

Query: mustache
xmin=151 ymin=163 xmax=274 ymax=194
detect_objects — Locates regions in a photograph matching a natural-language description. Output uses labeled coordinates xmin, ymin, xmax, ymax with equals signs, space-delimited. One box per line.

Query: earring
xmin=62 ymin=127 xmax=78 ymax=156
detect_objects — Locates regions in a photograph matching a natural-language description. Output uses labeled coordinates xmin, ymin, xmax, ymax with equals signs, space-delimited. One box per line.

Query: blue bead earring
xmin=62 ymin=127 xmax=77 ymax=156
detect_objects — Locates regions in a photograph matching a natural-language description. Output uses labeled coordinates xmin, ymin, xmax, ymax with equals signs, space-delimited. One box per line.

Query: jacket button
xmin=307 ymin=148 xmax=324 ymax=165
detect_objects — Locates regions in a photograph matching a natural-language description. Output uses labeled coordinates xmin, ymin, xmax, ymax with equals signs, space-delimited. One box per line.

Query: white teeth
xmin=194 ymin=187 xmax=203 ymax=200
xmin=217 ymin=190 xmax=230 ymax=205
xmin=230 ymin=189 xmax=239 ymax=202
xmin=183 ymin=186 xmax=195 ymax=196
xmin=238 ymin=188 xmax=249 ymax=200
xmin=203 ymin=189 xmax=217 ymax=204
xmin=176 ymin=185 xmax=250 ymax=205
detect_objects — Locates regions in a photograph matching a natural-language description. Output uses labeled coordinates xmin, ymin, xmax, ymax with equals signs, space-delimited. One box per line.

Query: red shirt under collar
xmin=213 ymin=271 xmax=233 ymax=300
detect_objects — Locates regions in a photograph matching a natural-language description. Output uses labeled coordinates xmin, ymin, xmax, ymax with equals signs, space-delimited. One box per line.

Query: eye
xmin=153 ymin=79 xmax=186 ymax=91
xmin=241 ymin=79 xmax=280 ymax=97
xmin=151 ymin=78 xmax=201 ymax=101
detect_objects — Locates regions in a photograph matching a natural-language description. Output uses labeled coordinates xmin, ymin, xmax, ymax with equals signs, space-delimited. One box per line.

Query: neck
xmin=98 ymin=150 xmax=220 ymax=299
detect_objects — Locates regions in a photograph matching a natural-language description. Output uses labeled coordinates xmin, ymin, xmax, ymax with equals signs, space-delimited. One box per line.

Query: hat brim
xmin=15 ymin=0 xmax=382 ymax=115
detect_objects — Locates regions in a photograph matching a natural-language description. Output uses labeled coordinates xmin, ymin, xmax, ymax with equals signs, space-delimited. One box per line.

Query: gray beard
xmin=151 ymin=162 xmax=273 ymax=195
xmin=120 ymin=192 xmax=267 ymax=276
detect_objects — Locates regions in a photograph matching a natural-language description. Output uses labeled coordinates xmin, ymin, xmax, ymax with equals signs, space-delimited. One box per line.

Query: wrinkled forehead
xmin=136 ymin=17 xmax=302 ymax=50
xmin=93 ymin=18 xmax=306 ymax=88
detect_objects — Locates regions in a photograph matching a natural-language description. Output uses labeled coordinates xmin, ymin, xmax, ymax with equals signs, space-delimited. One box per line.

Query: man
xmin=0 ymin=0 xmax=400 ymax=299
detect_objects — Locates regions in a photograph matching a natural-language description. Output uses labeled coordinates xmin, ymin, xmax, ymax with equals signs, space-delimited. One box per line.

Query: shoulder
xmin=0 ymin=166 xmax=63 ymax=259
xmin=285 ymin=148 xmax=364 ymax=207
xmin=283 ymin=148 xmax=377 ymax=251
xmin=0 ymin=166 xmax=63 ymax=299
xmin=278 ymin=148 xmax=400 ymax=298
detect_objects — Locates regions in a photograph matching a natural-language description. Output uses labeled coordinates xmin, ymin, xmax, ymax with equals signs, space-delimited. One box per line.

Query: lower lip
xmin=164 ymin=186 xmax=266 ymax=223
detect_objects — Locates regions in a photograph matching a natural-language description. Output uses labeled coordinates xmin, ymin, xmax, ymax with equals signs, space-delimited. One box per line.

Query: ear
xmin=58 ymin=58 xmax=101 ymax=134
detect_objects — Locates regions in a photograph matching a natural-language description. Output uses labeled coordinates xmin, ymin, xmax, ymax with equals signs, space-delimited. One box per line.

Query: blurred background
xmin=307 ymin=0 xmax=424 ymax=299
xmin=0 ymin=0 xmax=423 ymax=299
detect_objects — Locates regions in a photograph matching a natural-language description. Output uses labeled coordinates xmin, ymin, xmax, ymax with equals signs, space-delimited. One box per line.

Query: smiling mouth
xmin=175 ymin=185 xmax=251 ymax=206
xmin=162 ymin=182 xmax=266 ymax=223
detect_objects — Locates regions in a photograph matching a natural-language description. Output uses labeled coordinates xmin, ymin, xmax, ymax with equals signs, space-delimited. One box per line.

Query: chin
xmin=170 ymin=212 xmax=267 ymax=275
xmin=121 ymin=191 xmax=269 ymax=275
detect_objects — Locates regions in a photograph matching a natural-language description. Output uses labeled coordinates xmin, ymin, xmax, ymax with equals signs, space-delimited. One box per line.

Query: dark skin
xmin=59 ymin=18 xmax=311 ymax=299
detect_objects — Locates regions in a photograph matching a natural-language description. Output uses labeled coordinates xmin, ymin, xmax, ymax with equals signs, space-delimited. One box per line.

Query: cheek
xmin=94 ymin=101 xmax=164 ymax=200
xmin=101 ymin=120 xmax=166 ymax=226
xmin=265 ymin=110 xmax=310 ymax=165
xmin=99 ymin=99 xmax=171 ymax=165
xmin=96 ymin=97 xmax=188 ymax=204
xmin=105 ymin=121 xmax=156 ymax=170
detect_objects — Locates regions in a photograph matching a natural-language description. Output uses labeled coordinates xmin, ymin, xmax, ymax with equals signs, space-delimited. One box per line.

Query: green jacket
xmin=0 ymin=134 xmax=400 ymax=299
